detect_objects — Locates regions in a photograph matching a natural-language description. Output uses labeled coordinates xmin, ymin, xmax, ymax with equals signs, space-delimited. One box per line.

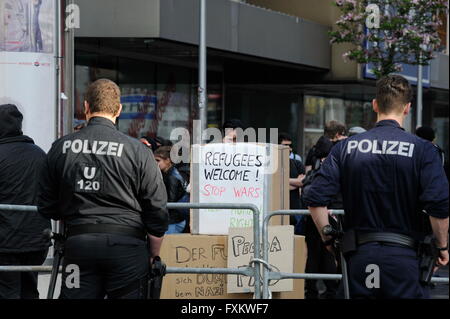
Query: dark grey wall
xmin=430 ymin=53 xmax=449 ymax=90
xmin=160 ymin=0 xmax=330 ymax=69
xmin=74 ymin=0 xmax=330 ymax=70
xmin=75 ymin=0 xmax=160 ymax=37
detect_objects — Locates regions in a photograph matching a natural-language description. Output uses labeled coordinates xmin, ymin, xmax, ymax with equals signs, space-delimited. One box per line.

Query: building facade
xmin=73 ymin=0 xmax=449 ymax=160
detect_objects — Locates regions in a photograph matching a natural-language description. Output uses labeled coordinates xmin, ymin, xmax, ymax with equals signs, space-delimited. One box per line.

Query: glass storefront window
xmin=433 ymin=104 xmax=449 ymax=162
xmin=303 ymin=95 xmax=376 ymax=157
xmin=154 ymin=64 xmax=191 ymax=140
xmin=75 ymin=49 xmax=223 ymax=142
xmin=304 ymin=96 xmax=325 ymax=129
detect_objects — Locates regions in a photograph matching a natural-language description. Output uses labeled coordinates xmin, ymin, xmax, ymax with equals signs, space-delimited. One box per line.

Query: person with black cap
xmin=416 ymin=126 xmax=446 ymax=166
xmin=0 ymin=104 xmax=51 ymax=299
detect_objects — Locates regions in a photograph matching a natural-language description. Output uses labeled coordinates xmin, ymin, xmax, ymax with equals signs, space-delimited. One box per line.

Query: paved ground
xmin=429 ymin=265 xmax=449 ymax=299
xmin=38 ymin=269 xmax=448 ymax=299
xmin=37 ymin=274 xmax=61 ymax=299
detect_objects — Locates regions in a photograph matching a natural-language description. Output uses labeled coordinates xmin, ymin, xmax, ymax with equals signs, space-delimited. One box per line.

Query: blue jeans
xmin=165 ymin=220 xmax=186 ymax=235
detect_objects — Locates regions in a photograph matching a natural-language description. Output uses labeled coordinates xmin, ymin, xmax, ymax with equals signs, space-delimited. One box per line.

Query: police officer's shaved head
xmin=85 ymin=79 xmax=121 ymax=115
xmin=376 ymin=75 xmax=413 ymax=114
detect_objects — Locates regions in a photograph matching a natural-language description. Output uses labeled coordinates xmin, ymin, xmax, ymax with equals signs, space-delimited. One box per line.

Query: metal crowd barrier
xmin=0 ymin=204 xmax=448 ymax=299
xmin=261 ymin=209 xmax=449 ymax=298
xmin=0 ymin=203 xmax=262 ymax=299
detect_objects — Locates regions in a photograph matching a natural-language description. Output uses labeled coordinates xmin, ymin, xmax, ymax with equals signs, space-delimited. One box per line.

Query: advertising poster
xmin=0 ymin=0 xmax=57 ymax=152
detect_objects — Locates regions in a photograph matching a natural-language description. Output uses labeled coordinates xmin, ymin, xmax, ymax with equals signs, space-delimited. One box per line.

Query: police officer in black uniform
xmin=304 ymin=75 xmax=449 ymax=299
xmin=38 ymin=79 xmax=168 ymax=299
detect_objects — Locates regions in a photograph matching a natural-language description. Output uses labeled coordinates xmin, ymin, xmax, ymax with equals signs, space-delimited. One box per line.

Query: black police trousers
xmin=343 ymin=242 xmax=430 ymax=299
xmin=304 ymin=216 xmax=339 ymax=299
xmin=60 ymin=234 xmax=149 ymax=299
xmin=0 ymin=249 xmax=48 ymax=299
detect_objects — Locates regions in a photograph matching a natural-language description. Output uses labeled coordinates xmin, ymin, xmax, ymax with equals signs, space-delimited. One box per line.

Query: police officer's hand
xmin=434 ymin=249 xmax=449 ymax=273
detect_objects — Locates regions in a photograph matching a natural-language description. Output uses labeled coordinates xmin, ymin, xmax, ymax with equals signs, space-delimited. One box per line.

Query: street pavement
xmin=429 ymin=265 xmax=449 ymax=299
xmin=38 ymin=269 xmax=448 ymax=299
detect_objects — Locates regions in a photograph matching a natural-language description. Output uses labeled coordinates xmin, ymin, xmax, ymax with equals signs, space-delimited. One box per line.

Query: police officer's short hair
xmin=85 ymin=79 xmax=121 ymax=115
xmin=324 ymin=120 xmax=346 ymax=139
xmin=376 ymin=75 xmax=413 ymax=114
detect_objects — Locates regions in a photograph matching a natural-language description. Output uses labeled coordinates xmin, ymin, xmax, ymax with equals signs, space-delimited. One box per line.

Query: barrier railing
xmin=0 ymin=204 xmax=448 ymax=299
xmin=0 ymin=203 xmax=262 ymax=299
xmin=262 ymin=209 xmax=344 ymax=299
xmin=261 ymin=209 xmax=449 ymax=298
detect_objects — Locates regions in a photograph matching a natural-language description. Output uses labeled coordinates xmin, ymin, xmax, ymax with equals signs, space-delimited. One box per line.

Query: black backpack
xmin=300 ymin=159 xmax=322 ymax=208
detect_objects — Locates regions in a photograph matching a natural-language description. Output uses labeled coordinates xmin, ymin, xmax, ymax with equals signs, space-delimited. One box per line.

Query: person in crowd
xmin=279 ymin=132 xmax=303 ymax=163
xmin=154 ymin=146 xmax=190 ymax=234
xmin=222 ymin=119 xmax=244 ymax=143
xmin=279 ymin=133 xmax=306 ymax=234
xmin=0 ymin=104 xmax=51 ymax=299
xmin=140 ymin=136 xmax=172 ymax=152
xmin=73 ymin=119 xmax=86 ymax=132
xmin=301 ymin=136 xmax=340 ymax=299
xmin=348 ymin=126 xmax=366 ymax=137
xmin=416 ymin=126 xmax=446 ymax=166
xmin=305 ymin=121 xmax=347 ymax=173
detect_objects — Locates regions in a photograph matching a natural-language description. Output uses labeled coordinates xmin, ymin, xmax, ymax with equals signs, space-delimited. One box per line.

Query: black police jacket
xmin=303 ymin=120 xmax=449 ymax=240
xmin=0 ymin=109 xmax=50 ymax=252
xmin=38 ymin=117 xmax=169 ymax=237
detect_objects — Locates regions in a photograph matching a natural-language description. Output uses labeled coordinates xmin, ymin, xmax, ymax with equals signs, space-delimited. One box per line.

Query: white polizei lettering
xmin=398 ymin=142 xmax=410 ymax=157
xmin=92 ymin=141 xmax=98 ymax=154
xmin=63 ymin=139 xmax=124 ymax=157
xmin=96 ymin=141 xmax=108 ymax=155
xmin=107 ymin=142 xmax=119 ymax=156
xmin=381 ymin=140 xmax=387 ymax=154
xmin=117 ymin=144 xmax=124 ymax=157
xmin=372 ymin=140 xmax=382 ymax=154
xmin=358 ymin=139 xmax=372 ymax=153
xmin=347 ymin=140 xmax=358 ymax=154
xmin=349 ymin=139 xmax=414 ymax=157
xmin=62 ymin=140 xmax=71 ymax=154
xmin=71 ymin=139 xmax=83 ymax=153
xmin=408 ymin=143 xmax=415 ymax=157
xmin=82 ymin=140 xmax=92 ymax=154
xmin=386 ymin=141 xmax=399 ymax=155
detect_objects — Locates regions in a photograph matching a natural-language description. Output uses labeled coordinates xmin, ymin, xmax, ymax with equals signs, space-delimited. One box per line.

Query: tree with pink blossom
xmin=330 ymin=0 xmax=448 ymax=78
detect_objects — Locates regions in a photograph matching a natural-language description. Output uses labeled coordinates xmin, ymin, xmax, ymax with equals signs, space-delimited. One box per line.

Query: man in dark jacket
xmin=38 ymin=79 xmax=168 ymax=299
xmin=302 ymin=136 xmax=340 ymax=299
xmin=0 ymin=104 xmax=51 ymax=299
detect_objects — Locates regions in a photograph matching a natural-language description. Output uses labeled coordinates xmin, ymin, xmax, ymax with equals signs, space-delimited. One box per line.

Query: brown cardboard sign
xmin=227 ymin=225 xmax=294 ymax=293
xmin=159 ymin=234 xmax=306 ymax=299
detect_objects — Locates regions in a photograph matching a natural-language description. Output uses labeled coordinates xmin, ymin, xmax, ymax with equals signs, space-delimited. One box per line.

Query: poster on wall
xmin=117 ymin=87 xmax=190 ymax=139
xmin=0 ymin=0 xmax=57 ymax=152
xmin=118 ymin=87 xmax=157 ymax=138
